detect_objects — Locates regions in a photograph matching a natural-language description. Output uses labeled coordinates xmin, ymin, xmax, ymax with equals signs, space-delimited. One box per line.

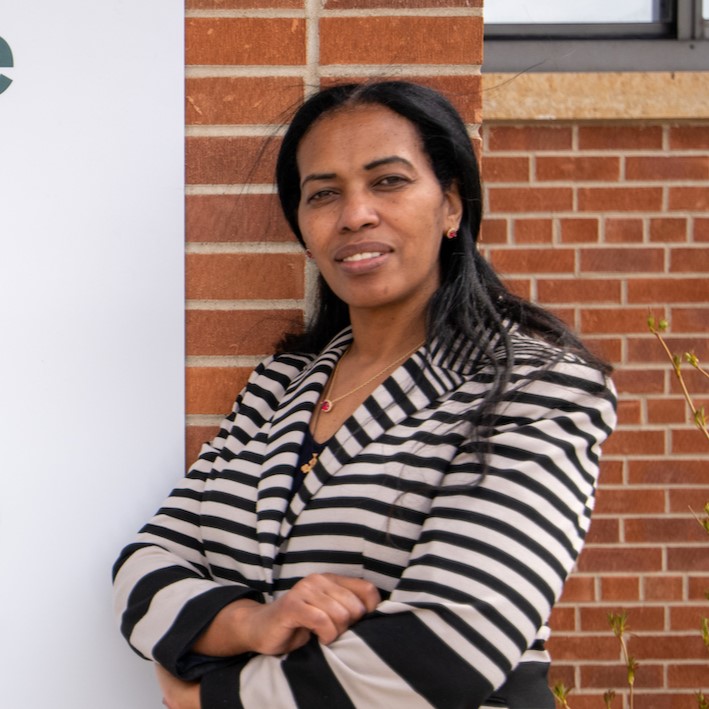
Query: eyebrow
xmin=300 ymin=155 xmax=414 ymax=189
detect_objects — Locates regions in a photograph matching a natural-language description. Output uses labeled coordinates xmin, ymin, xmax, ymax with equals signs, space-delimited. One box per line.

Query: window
xmin=484 ymin=0 xmax=709 ymax=71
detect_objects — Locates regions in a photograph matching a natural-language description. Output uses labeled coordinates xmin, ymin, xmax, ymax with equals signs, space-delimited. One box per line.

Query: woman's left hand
xmin=155 ymin=664 xmax=201 ymax=709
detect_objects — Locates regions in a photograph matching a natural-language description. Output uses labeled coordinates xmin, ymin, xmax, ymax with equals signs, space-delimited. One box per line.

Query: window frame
xmin=484 ymin=0 xmax=709 ymax=72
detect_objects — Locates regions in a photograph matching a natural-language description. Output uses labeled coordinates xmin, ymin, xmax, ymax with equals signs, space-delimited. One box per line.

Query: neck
xmin=347 ymin=304 xmax=427 ymax=362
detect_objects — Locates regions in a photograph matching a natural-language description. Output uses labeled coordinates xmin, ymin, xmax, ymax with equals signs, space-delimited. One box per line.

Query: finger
xmin=290 ymin=580 xmax=372 ymax=642
xmin=321 ymin=574 xmax=381 ymax=612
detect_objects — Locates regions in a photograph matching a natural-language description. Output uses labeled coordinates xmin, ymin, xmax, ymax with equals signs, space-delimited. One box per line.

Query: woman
xmin=113 ymin=81 xmax=616 ymax=709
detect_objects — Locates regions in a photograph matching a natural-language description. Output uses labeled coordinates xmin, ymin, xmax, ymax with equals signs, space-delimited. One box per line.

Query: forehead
xmin=295 ymin=104 xmax=427 ymax=172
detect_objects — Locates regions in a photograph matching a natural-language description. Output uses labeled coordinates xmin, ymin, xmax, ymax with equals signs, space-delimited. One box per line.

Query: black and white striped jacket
xmin=113 ymin=327 xmax=616 ymax=708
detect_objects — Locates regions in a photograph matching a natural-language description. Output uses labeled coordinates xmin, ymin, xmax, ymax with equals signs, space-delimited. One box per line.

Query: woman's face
xmin=296 ymin=104 xmax=461 ymax=320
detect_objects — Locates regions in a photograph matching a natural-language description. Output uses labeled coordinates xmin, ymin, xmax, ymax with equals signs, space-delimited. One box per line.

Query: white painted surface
xmin=0 ymin=3 xmax=184 ymax=707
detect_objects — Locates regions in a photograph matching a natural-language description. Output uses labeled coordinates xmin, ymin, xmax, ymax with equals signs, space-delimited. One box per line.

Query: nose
xmin=336 ymin=189 xmax=379 ymax=233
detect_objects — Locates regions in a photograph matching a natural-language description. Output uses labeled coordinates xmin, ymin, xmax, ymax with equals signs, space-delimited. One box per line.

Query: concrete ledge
xmin=483 ymin=72 xmax=709 ymax=121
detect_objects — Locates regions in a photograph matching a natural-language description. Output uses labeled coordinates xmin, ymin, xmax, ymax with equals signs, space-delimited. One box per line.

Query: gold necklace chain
xmin=320 ymin=340 xmax=424 ymax=414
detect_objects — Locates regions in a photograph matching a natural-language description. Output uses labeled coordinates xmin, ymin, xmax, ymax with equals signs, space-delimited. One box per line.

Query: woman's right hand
xmin=193 ymin=573 xmax=380 ymax=657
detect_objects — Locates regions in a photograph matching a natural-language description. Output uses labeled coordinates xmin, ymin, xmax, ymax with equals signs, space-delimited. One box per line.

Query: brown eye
xmin=376 ymin=175 xmax=409 ymax=188
xmin=307 ymin=189 xmax=337 ymax=204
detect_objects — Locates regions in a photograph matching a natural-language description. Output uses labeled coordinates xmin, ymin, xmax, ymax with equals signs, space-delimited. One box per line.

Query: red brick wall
xmin=184 ymin=0 xmax=483 ymax=459
xmin=482 ymin=121 xmax=709 ymax=706
xmin=184 ymin=1 xmax=709 ymax=704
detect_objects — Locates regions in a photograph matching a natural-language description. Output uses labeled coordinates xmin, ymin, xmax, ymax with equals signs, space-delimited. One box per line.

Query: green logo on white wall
xmin=0 ymin=35 xmax=14 ymax=94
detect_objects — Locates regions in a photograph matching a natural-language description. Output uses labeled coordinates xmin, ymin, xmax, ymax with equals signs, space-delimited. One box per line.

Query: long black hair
xmin=274 ymin=81 xmax=610 ymax=419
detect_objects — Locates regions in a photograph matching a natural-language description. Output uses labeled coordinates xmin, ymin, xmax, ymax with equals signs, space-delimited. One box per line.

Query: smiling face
xmin=296 ymin=104 xmax=462 ymax=322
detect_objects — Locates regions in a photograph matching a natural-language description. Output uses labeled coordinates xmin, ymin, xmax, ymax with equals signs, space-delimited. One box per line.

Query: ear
xmin=443 ymin=181 xmax=463 ymax=230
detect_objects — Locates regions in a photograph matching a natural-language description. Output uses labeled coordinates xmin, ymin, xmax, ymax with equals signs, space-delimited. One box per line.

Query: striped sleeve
xmin=200 ymin=361 xmax=617 ymax=708
xmin=112 ymin=358 xmax=278 ymax=678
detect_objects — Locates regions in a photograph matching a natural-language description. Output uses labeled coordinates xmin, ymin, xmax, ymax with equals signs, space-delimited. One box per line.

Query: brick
xmin=579 ymin=247 xmax=665 ymax=273
xmin=186 ymin=136 xmax=279 ymax=185
xmin=668 ymin=488 xmax=709 ymax=514
xmin=560 ymin=218 xmax=599 ymax=244
xmin=513 ymin=218 xmax=552 ymax=243
xmin=646 ymin=397 xmax=690 ymax=424
xmin=546 ymin=664 xmax=574 ymax=690
xmin=671 ymin=246 xmax=709 ymax=272
xmin=668 ymin=663 xmax=709 ymax=688
xmin=585 ymin=518 xmax=619 ymax=545
xmin=670 ymin=124 xmax=709 ymax=150
xmin=671 ymin=307 xmax=709 ymax=332
xmin=187 ymin=194 xmax=292 ymax=243
xmin=669 ymin=187 xmax=709 ymax=211
xmin=538 ymin=278 xmax=621 ymax=304
xmin=597 ymin=576 xmax=641 ymax=602
xmin=695 ymin=217 xmax=709 ymax=241
xmin=600 ymin=448 xmax=625 ymax=476
xmin=670 ymin=605 xmax=709 ymax=631
xmin=643 ymin=575 xmax=684 ymax=601
xmin=577 ymin=546 xmax=662 ymax=573
xmin=578 ymin=187 xmax=663 ymax=212
xmin=649 ymin=217 xmax=689 ymax=243
xmin=488 ymin=247 xmax=575 ymax=273
xmin=325 ymin=0 xmax=482 ymax=7
xmin=548 ymin=605 xmax=576 ymax=632
xmin=615 ymin=398 xmax=641 ymax=424
xmin=186 ymin=424 xmax=220 ymax=468
xmin=604 ymin=217 xmax=644 ymax=243
xmin=611 ymin=368 xmax=665 ymax=395
xmin=594 ymin=487 xmax=665 ymax=515
xmin=186 ymin=77 xmax=304 ymax=125
xmin=186 ymin=309 xmax=302 ymax=356
xmin=549 ymin=694 xmax=623 ymax=709
xmin=626 ymin=335 xmax=709 ymax=362
xmin=672 ymin=428 xmax=709 ymax=454
xmin=629 ymin=459 xmax=709 ymax=485
xmin=579 ymin=662 xmax=664 ymax=689
xmin=479 ymin=218 xmax=508 ymax=244
xmin=626 ymin=156 xmax=709 ymax=181
xmin=600 ymin=428 xmax=664 ymax=456
xmin=627 ymin=278 xmax=708 ymax=304
xmin=480 ymin=156 xmax=530 ymax=182
xmin=688 ymin=575 xmax=709 ymax=600
xmin=486 ymin=125 xmax=573 ymax=152
xmin=541 ymin=306 xmax=575 ymax=328
xmin=583 ymin=603 xmax=665 ymax=632
xmin=559 ymin=574 xmax=596 ymax=602
xmin=625 ymin=517 xmax=700 ymax=544
xmin=320 ymin=16 xmax=483 ymax=65
xmin=583 ymin=337 xmax=622 ymax=364
xmin=499 ymin=278 xmax=531 ymax=299
xmin=186 ymin=366 xmax=252 ymax=415
xmin=536 ymin=156 xmax=620 ymax=182
xmin=186 ymin=253 xmax=305 ymax=300
xmin=580 ymin=307 xmax=660 ymax=334
xmin=487 ymin=187 xmax=573 ymax=212
xmin=186 ymin=18 xmax=306 ymax=66
xmin=672 ymin=366 xmax=709 ymax=394
xmin=546 ymin=634 xmax=622 ymax=661
xmin=633 ymin=633 xmax=707 ymax=659
xmin=578 ymin=125 xmax=663 ymax=150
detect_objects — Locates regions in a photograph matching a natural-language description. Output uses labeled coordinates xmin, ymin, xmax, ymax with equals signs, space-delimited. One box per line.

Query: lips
xmin=334 ymin=241 xmax=393 ymax=262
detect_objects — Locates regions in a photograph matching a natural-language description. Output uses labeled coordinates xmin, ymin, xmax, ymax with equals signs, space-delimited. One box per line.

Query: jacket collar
xmin=254 ymin=326 xmax=492 ymax=562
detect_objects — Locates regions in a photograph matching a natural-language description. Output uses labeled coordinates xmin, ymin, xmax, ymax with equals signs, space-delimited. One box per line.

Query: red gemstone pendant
xmin=321 ymin=399 xmax=333 ymax=413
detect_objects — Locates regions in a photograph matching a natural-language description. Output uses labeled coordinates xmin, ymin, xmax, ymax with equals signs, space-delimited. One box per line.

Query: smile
xmin=342 ymin=251 xmax=384 ymax=263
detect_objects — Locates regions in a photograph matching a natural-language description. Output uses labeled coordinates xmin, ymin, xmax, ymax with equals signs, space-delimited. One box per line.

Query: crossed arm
xmin=157 ymin=573 xmax=380 ymax=709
